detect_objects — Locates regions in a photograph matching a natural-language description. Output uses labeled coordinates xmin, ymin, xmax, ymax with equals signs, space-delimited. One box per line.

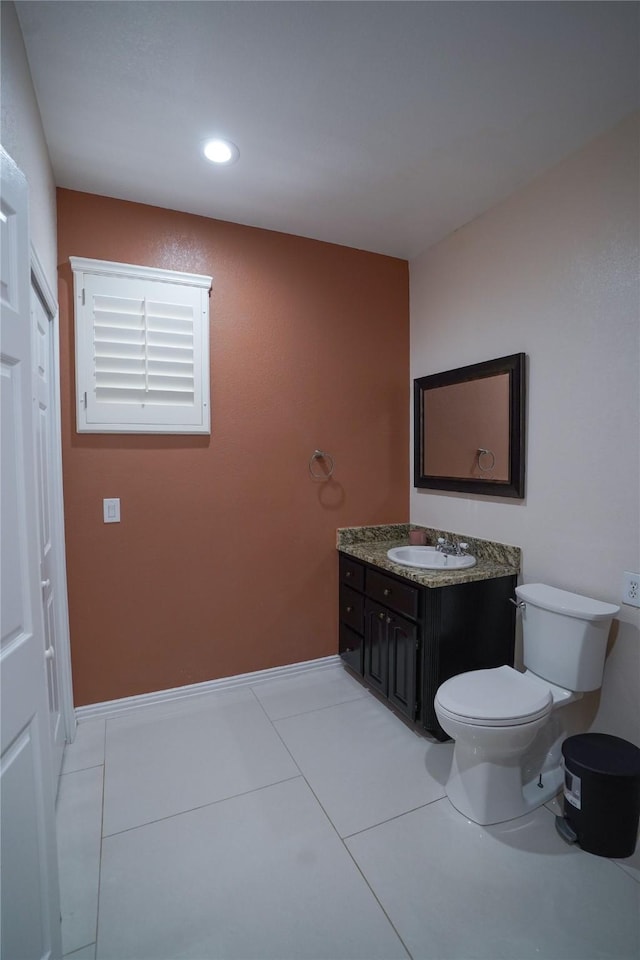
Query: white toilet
xmin=434 ymin=582 xmax=619 ymax=825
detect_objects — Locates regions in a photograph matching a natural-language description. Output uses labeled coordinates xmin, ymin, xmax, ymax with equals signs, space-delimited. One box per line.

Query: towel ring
xmin=309 ymin=449 xmax=335 ymax=481
xmin=477 ymin=448 xmax=496 ymax=472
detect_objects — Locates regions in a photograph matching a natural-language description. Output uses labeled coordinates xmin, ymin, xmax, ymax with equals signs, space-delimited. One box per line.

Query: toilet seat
xmin=435 ymin=665 xmax=553 ymax=727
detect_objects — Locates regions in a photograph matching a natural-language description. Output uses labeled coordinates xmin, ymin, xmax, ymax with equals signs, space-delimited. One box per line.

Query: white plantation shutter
xmin=71 ymin=258 xmax=211 ymax=433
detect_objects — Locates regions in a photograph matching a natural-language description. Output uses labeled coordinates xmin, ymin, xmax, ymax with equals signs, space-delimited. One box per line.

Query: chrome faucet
xmin=437 ymin=537 xmax=469 ymax=557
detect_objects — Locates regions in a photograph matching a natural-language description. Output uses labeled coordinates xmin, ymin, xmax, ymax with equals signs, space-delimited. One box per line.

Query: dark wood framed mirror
xmin=414 ymin=353 xmax=526 ymax=498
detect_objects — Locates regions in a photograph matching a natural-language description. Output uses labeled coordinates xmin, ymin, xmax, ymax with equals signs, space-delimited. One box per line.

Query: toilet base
xmin=446 ymin=751 xmax=564 ymax=825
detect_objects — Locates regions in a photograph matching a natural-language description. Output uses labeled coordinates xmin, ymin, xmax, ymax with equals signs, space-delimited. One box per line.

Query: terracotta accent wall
xmin=57 ymin=190 xmax=409 ymax=705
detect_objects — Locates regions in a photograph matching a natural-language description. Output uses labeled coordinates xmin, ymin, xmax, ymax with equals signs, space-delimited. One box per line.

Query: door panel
xmin=32 ymin=285 xmax=65 ymax=780
xmin=1 ymin=147 xmax=62 ymax=960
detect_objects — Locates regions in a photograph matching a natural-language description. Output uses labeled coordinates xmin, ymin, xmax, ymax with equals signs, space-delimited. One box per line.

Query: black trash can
xmin=557 ymin=733 xmax=640 ymax=858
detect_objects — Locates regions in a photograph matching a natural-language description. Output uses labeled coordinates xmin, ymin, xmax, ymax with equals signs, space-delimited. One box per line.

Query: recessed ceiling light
xmin=203 ymin=138 xmax=239 ymax=165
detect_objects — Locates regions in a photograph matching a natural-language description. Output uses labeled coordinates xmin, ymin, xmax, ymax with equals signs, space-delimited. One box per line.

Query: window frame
xmin=70 ymin=257 xmax=212 ymax=435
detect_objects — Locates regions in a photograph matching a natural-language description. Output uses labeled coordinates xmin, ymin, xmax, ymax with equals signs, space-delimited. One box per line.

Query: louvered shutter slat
xmin=134 ymin=390 xmax=194 ymax=406
xmin=148 ymin=332 xmax=193 ymax=348
xmin=95 ymin=388 xmax=194 ymax=406
xmin=95 ymin=356 xmax=146 ymax=373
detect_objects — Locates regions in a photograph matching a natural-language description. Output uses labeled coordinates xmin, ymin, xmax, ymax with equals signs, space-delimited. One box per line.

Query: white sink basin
xmin=386 ymin=546 xmax=476 ymax=570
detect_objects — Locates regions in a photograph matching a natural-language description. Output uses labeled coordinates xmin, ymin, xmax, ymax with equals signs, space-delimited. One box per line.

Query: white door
xmin=1 ymin=148 xmax=62 ymax=959
xmin=32 ymin=283 xmax=66 ymax=782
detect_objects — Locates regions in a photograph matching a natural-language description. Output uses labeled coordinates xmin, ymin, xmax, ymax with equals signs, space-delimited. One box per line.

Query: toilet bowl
xmin=434 ymin=583 xmax=619 ymax=826
xmin=435 ymin=666 xmax=575 ymax=824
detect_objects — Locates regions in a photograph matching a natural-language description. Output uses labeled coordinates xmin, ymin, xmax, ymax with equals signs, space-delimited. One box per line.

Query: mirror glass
xmin=414 ymin=353 xmax=525 ymax=498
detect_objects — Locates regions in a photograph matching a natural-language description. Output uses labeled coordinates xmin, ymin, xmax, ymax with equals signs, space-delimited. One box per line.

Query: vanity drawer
xmin=339 ymin=585 xmax=364 ymax=634
xmin=339 ymin=622 xmax=364 ymax=676
xmin=339 ymin=555 xmax=364 ymax=592
xmin=366 ymin=569 xmax=419 ymax=621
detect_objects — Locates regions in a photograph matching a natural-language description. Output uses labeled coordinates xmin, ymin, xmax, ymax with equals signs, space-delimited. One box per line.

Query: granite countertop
xmin=337 ymin=523 xmax=520 ymax=588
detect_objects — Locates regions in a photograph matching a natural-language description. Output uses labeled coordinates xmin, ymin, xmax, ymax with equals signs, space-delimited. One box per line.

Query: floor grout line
xmin=250 ymin=689 xmax=369 ymax=723
xmin=55 ymin=758 xmax=104 ymax=958
xmin=62 ymin=940 xmax=96 ymax=959
xmin=60 ymin=761 xmax=104 ymax=778
xmin=100 ymin=774 xmax=304 ymax=840
xmin=340 ymin=842 xmax=414 ymax=960
xmin=248 ymin=685 xmax=416 ymax=960
xmin=91 ymin=721 xmax=107 ymax=957
xmin=342 ymin=794 xmax=448 ymax=841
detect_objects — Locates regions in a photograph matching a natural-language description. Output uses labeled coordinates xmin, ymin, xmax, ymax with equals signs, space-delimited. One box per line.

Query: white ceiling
xmin=16 ymin=1 xmax=639 ymax=260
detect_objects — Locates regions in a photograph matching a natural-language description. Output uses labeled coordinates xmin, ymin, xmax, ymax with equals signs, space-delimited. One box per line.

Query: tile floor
xmin=56 ymin=662 xmax=640 ymax=960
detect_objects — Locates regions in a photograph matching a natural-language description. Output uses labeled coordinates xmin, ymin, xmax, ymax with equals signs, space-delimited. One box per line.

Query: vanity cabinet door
xmin=364 ymin=600 xmax=418 ymax=719
xmin=387 ymin=613 xmax=418 ymax=721
xmin=364 ymin=599 xmax=389 ymax=696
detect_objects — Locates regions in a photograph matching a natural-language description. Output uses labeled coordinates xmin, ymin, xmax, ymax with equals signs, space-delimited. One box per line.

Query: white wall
xmin=410 ymin=112 xmax=640 ymax=743
xmin=1 ymin=0 xmax=57 ymax=290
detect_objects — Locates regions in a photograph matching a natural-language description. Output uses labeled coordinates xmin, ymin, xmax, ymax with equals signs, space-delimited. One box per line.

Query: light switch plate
xmin=103 ymin=498 xmax=120 ymax=523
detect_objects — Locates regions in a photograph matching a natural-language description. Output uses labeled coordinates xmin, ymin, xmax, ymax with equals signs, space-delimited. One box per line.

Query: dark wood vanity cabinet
xmin=338 ymin=552 xmax=517 ymax=739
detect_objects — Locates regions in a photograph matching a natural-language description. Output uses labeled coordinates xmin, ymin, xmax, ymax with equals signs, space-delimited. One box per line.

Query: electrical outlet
xmin=622 ymin=571 xmax=640 ymax=608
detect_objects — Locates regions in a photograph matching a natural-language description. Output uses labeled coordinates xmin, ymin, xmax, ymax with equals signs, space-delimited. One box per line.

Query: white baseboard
xmin=74 ymin=654 xmax=342 ymax=722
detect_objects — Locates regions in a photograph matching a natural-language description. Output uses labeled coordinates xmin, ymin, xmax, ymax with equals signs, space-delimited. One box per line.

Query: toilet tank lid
xmin=515 ymin=583 xmax=619 ymax=621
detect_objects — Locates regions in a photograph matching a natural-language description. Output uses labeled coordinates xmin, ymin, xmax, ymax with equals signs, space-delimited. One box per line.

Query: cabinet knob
xmin=345 ymin=570 xmax=351 ymax=578
xmin=386 ymin=616 xmax=392 ymax=624
xmin=383 ymin=588 xmax=391 ymax=596
xmin=346 ymin=605 xmax=353 ymax=613
xmin=378 ymin=611 xmax=385 ymax=620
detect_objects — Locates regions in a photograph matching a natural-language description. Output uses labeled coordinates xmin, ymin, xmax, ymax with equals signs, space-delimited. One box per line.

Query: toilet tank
xmin=515 ymin=583 xmax=619 ymax=691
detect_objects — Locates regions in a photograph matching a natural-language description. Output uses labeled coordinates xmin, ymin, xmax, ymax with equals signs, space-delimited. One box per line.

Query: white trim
xmin=31 ymin=245 xmax=77 ymax=745
xmin=30 ymin=248 xmax=56 ymax=315
xmin=75 ymin=655 xmax=342 ymax=722
xmin=68 ymin=256 xmax=212 ymax=290
xmin=71 ymin=258 xmax=211 ymax=434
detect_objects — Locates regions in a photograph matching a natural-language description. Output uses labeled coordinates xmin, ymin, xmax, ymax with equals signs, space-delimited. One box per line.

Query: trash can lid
xmin=562 ymin=733 xmax=640 ymax=777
